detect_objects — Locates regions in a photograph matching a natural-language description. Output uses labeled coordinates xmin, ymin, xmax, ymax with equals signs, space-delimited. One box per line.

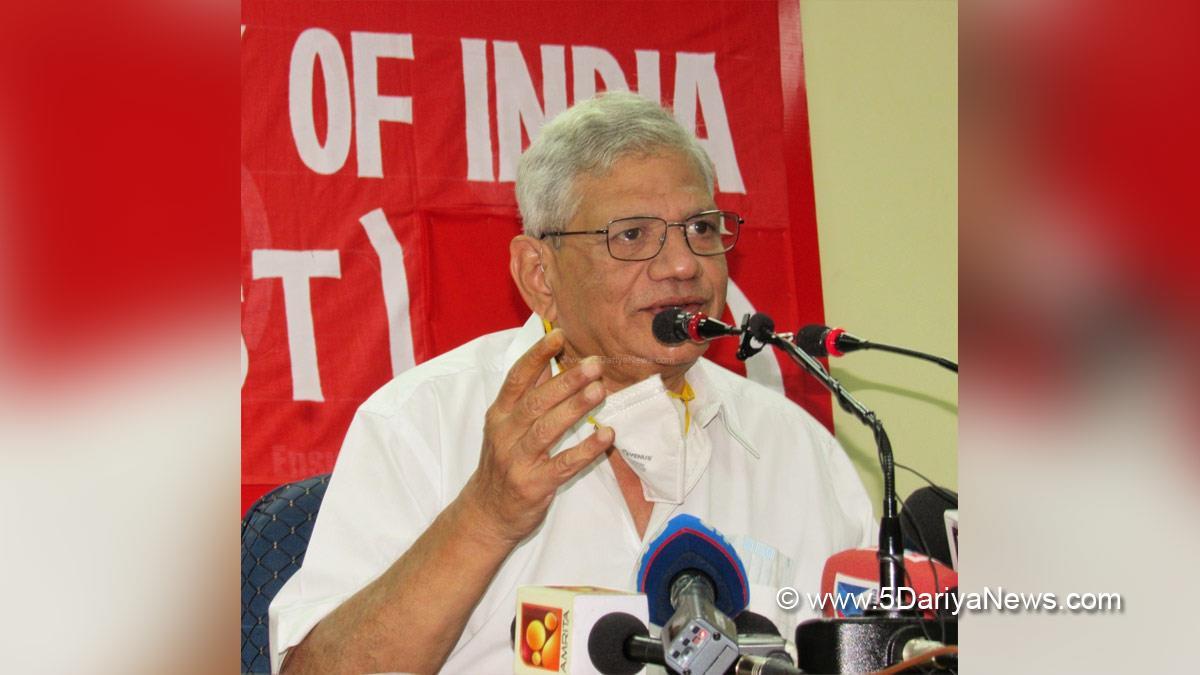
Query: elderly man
xmin=270 ymin=92 xmax=875 ymax=674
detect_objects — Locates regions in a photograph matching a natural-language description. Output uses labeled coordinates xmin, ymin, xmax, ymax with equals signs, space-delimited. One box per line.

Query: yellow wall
xmin=800 ymin=0 xmax=958 ymax=513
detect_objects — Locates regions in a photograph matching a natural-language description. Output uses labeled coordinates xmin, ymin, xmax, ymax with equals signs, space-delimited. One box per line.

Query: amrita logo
xmin=519 ymin=603 xmax=563 ymax=671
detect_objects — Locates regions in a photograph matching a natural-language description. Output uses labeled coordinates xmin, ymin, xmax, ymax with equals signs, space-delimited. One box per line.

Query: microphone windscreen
xmin=587 ymin=612 xmax=649 ymax=675
xmin=900 ymin=486 xmax=958 ymax=566
xmin=734 ymin=610 xmax=780 ymax=636
xmin=637 ymin=514 xmax=749 ymax=626
xmin=796 ymin=324 xmax=829 ymax=357
xmin=747 ymin=313 xmax=775 ymax=341
xmin=652 ymin=309 xmax=687 ymax=345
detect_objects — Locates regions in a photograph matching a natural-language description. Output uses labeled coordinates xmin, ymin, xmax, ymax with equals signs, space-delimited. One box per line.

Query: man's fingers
xmin=519 ymin=379 xmax=606 ymax=454
xmin=549 ymin=426 xmax=615 ymax=481
xmin=493 ymin=329 xmax=564 ymax=413
xmin=511 ymin=356 xmax=603 ymax=426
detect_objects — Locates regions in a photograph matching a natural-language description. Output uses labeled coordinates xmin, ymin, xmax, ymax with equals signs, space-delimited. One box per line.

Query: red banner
xmin=241 ymin=0 xmax=828 ymax=511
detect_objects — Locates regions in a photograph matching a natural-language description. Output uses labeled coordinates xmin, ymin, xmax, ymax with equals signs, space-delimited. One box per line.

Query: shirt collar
xmin=501 ymin=314 xmax=548 ymax=374
xmin=690 ymin=359 xmax=759 ymax=459
xmin=681 ymin=359 xmax=722 ymax=430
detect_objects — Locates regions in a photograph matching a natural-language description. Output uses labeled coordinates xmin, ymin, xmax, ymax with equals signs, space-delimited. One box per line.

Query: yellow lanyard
xmin=667 ymin=381 xmax=695 ymax=435
xmin=541 ymin=318 xmax=692 ymax=435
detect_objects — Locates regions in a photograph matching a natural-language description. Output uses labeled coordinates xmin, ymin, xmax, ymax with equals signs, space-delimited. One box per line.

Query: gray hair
xmin=515 ymin=91 xmax=716 ymax=238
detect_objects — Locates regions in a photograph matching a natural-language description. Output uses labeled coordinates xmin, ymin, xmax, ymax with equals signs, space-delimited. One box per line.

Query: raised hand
xmin=462 ymin=329 xmax=614 ymax=545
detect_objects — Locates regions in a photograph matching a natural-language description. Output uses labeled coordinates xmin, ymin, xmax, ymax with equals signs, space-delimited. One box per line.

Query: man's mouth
xmin=641 ymin=299 xmax=706 ymax=317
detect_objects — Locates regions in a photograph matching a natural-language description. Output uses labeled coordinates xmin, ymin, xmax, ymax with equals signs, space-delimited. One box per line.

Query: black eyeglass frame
xmin=537 ymin=210 xmax=743 ymax=262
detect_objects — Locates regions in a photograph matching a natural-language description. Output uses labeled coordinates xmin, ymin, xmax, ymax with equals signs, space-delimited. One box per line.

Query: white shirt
xmin=269 ymin=315 xmax=876 ymax=673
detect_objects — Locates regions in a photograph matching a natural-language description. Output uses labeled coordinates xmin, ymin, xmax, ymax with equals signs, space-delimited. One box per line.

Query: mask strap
xmin=542 ymin=318 xmax=600 ymax=429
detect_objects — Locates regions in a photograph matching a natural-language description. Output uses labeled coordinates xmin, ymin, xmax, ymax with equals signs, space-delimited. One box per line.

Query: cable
xmin=896 ymin=465 xmax=963 ymax=645
xmin=871 ymin=645 xmax=958 ymax=675
xmin=894 ymin=462 xmax=958 ymax=506
xmin=863 ymin=341 xmax=958 ymax=373
xmin=893 ymin=462 xmax=958 ymax=645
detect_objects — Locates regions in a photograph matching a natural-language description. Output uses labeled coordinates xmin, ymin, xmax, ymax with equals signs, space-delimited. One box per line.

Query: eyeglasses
xmin=539 ymin=210 xmax=742 ymax=262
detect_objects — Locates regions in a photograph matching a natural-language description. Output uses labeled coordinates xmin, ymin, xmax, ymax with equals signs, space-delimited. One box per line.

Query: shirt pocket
xmin=730 ymin=534 xmax=800 ymax=637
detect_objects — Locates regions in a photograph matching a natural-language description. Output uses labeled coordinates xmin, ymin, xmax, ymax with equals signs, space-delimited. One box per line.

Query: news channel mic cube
xmin=514 ymin=585 xmax=650 ymax=675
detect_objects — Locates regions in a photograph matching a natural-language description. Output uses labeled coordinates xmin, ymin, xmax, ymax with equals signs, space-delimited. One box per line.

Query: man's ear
xmin=510 ymin=235 xmax=557 ymax=322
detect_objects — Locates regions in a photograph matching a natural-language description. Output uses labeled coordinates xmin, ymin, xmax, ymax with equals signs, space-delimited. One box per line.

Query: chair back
xmin=240 ymin=474 xmax=331 ymax=673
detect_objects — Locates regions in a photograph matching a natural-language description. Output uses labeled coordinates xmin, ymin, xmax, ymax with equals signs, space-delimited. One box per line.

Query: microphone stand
xmin=737 ymin=314 xmax=956 ymax=673
xmin=738 ymin=315 xmax=903 ymax=597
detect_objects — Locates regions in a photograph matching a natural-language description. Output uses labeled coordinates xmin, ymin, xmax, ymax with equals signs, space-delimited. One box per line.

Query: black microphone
xmin=747 ymin=313 xmax=775 ymax=343
xmin=796 ymin=324 xmax=866 ymax=357
xmin=796 ymin=323 xmax=958 ymax=372
xmin=732 ymin=612 xmax=796 ymax=671
xmin=900 ymin=486 xmax=959 ymax=568
xmin=652 ymin=308 xmax=741 ymax=345
xmin=586 ymin=612 xmax=663 ymax=675
xmin=734 ymin=611 xmax=779 ymax=636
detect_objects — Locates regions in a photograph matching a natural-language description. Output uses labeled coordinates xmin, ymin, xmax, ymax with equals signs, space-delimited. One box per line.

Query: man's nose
xmin=649 ymin=224 xmax=700 ymax=280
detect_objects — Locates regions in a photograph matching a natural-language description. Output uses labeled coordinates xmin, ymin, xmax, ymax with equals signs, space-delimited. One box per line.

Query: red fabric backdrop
xmin=240 ymin=0 xmax=830 ymax=512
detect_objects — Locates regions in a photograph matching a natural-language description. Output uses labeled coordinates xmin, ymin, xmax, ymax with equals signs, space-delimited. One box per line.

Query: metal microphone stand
xmin=735 ymin=313 xmax=957 ymax=672
xmin=737 ymin=314 xmax=904 ymax=596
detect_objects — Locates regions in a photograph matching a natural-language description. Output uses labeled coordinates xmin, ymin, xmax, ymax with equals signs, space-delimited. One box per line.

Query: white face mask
xmin=591 ymin=375 xmax=711 ymax=504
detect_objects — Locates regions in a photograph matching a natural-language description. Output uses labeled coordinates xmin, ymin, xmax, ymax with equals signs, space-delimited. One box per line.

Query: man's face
xmin=543 ymin=150 xmax=729 ymax=389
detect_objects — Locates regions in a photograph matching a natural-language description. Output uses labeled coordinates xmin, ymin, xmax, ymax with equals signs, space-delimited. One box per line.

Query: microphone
xmin=637 ymin=514 xmax=749 ymax=675
xmin=796 ymin=323 xmax=958 ymax=372
xmin=900 ymin=487 xmax=959 ymax=569
xmin=652 ymin=308 xmax=741 ymax=345
xmin=513 ymin=586 xmax=650 ymax=675
xmin=587 ymin=612 xmax=662 ymax=675
xmin=796 ymin=324 xmax=866 ymax=357
xmin=583 ymin=610 xmax=796 ymax=675
xmin=732 ymin=612 xmax=796 ymax=671
xmin=734 ymin=611 xmax=780 ymax=636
